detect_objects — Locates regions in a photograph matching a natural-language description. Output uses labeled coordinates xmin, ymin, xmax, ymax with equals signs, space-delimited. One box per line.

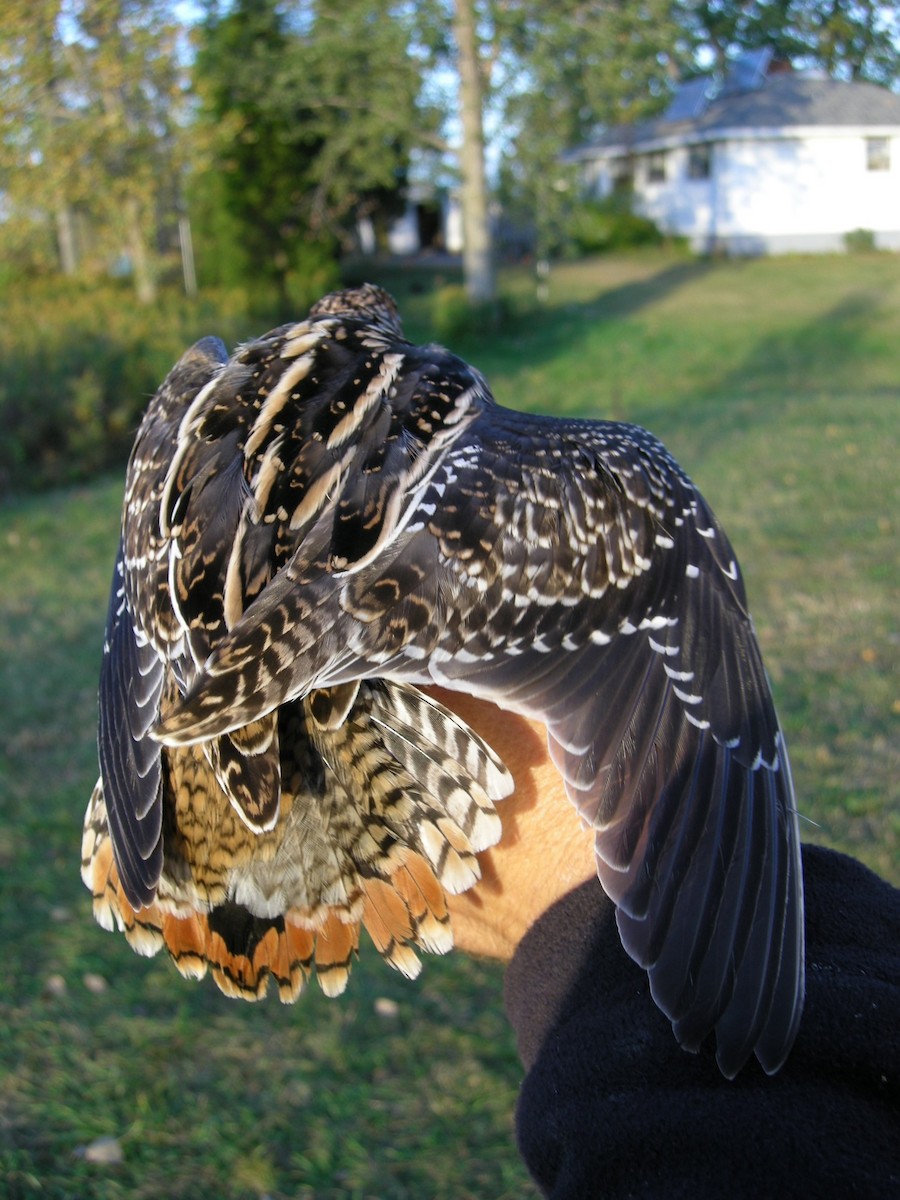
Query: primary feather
xmin=85 ymin=284 xmax=804 ymax=1076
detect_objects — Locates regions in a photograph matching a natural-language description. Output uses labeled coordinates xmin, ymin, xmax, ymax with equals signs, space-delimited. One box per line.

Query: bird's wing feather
xmin=100 ymin=337 xmax=230 ymax=903
xmin=97 ymin=543 xmax=165 ymax=908
xmin=410 ymin=418 xmax=804 ymax=1075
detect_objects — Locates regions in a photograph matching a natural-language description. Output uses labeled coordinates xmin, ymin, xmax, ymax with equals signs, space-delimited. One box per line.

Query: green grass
xmin=1 ymin=251 xmax=898 ymax=1197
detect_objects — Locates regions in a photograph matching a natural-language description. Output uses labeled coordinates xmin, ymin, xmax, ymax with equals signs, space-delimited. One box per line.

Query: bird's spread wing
xmin=410 ymin=422 xmax=804 ymax=1076
xmin=97 ymin=336 xmax=230 ymax=907
xmin=96 ymin=286 xmax=804 ymax=1075
xmin=97 ymin=541 xmax=165 ymax=908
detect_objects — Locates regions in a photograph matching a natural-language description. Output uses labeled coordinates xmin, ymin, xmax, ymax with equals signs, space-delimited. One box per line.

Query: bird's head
xmin=308 ymin=283 xmax=403 ymax=337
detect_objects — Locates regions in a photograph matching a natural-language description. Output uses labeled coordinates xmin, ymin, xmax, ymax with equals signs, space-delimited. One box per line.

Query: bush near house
xmin=567 ymin=196 xmax=670 ymax=256
xmin=844 ymin=228 xmax=877 ymax=254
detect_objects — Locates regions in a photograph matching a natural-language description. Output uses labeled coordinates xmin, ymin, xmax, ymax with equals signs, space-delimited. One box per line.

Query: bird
xmin=83 ymin=282 xmax=804 ymax=1078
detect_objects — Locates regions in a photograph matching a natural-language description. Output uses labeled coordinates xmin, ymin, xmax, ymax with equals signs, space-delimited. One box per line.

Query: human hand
xmin=424 ymin=687 xmax=598 ymax=962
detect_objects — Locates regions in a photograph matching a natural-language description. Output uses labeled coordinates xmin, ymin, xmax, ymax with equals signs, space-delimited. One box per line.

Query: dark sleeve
xmin=504 ymin=845 xmax=900 ymax=1199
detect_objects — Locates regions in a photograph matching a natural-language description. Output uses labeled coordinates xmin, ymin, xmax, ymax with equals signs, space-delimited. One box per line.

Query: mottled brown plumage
xmin=85 ymin=284 xmax=804 ymax=1077
xmin=83 ymin=675 xmax=510 ymax=999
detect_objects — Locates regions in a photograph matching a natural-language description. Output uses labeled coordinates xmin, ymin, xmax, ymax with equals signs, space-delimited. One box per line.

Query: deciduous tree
xmin=452 ymin=0 xmax=496 ymax=304
xmin=499 ymin=1 xmax=684 ymax=258
xmin=0 ymin=0 xmax=187 ymax=300
xmin=677 ymin=1 xmax=900 ymax=86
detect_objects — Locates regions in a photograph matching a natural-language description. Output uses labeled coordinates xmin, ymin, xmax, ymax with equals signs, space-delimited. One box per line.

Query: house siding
xmin=619 ymin=132 xmax=900 ymax=254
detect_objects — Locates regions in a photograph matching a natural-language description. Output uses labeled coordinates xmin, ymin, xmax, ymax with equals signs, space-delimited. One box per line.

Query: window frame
xmin=687 ymin=144 xmax=712 ymax=181
xmin=866 ymin=137 xmax=891 ymax=172
xmin=645 ymin=151 xmax=667 ymax=184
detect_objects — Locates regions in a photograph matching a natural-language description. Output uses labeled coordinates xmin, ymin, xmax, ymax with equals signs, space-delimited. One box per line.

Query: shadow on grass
xmin=453 ymin=257 xmax=717 ymax=380
xmin=631 ymin=286 xmax=891 ymax=468
xmin=575 ymin=258 xmax=719 ymax=322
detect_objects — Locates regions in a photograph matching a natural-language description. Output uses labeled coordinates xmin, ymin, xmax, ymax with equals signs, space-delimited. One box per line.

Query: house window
xmin=687 ymin=145 xmax=712 ymax=180
xmin=646 ymin=152 xmax=667 ymax=183
xmin=866 ymin=137 xmax=890 ymax=171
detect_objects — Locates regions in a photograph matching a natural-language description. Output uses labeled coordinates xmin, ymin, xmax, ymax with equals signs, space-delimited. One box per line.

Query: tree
xmin=677 ymin=1 xmax=900 ymax=87
xmin=0 ymin=0 xmax=187 ymax=300
xmin=0 ymin=0 xmax=75 ymax=277
xmin=453 ymin=0 xmax=496 ymax=304
xmin=416 ymin=2 xmax=685 ymax=292
xmin=192 ymin=0 xmax=317 ymax=301
xmin=286 ymin=0 xmax=429 ymax=247
xmin=74 ymin=0 xmax=187 ymax=302
xmin=192 ymin=0 xmax=428 ymax=302
xmin=499 ymin=1 xmax=685 ymax=258
xmin=789 ymin=1 xmax=899 ymax=85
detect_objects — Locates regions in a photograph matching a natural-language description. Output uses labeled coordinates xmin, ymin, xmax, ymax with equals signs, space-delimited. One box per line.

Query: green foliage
xmin=428 ymin=283 xmax=499 ymax=341
xmin=426 ymin=278 xmax=542 ymax=344
xmin=0 ymin=211 xmax=59 ymax=284
xmin=843 ymin=227 xmax=877 ymax=254
xmin=190 ymin=0 xmax=425 ymax=298
xmin=0 ymin=280 xmax=294 ymax=495
xmin=567 ymin=197 xmax=667 ymax=256
xmin=498 ymin=0 xmax=683 ymax=258
xmin=676 ymin=1 xmax=900 ymax=85
xmin=284 ymin=241 xmax=342 ymax=311
xmin=185 ymin=164 xmax=259 ymax=291
xmin=192 ymin=0 xmax=324 ymax=299
xmin=0 ymin=0 xmax=189 ymax=300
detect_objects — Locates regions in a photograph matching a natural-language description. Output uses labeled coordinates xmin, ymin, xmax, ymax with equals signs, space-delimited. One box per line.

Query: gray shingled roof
xmin=569 ymin=73 xmax=900 ymax=158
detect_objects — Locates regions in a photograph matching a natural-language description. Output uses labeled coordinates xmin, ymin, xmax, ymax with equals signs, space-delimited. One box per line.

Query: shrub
xmin=430 ymin=284 xmax=477 ymax=341
xmin=0 ymin=280 xmax=290 ymax=495
xmin=568 ymin=196 xmax=665 ymax=256
xmin=844 ymin=228 xmax=877 ymax=254
xmin=284 ymin=240 xmax=341 ymax=311
xmin=428 ymin=284 xmax=515 ymax=343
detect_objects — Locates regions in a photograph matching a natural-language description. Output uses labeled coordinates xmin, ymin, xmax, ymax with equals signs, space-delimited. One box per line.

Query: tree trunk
xmin=453 ymin=0 xmax=495 ymax=306
xmin=55 ymin=205 xmax=78 ymax=276
xmin=124 ymin=195 xmax=157 ymax=304
xmin=179 ymin=214 xmax=197 ymax=297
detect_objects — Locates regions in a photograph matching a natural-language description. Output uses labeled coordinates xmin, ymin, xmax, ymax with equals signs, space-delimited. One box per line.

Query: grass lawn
xmin=1 ymin=250 xmax=897 ymax=1197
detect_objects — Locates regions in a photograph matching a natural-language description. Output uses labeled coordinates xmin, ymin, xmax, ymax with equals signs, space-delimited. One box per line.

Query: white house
xmin=565 ymin=50 xmax=900 ymax=255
